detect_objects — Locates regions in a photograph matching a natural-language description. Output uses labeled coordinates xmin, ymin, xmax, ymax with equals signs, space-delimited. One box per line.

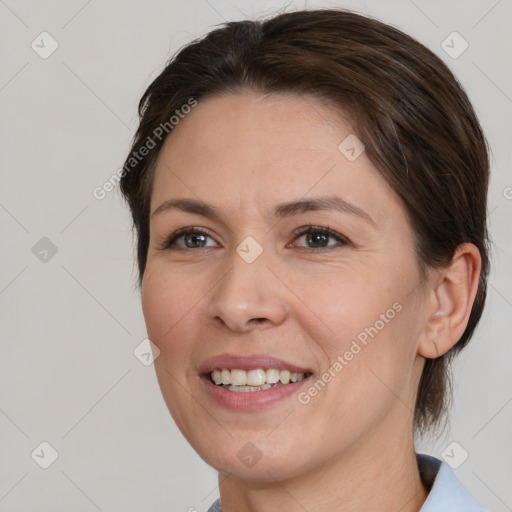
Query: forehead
xmin=157 ymin=91 xmax=351 ymax=160
xmin=150 ymin=91 xmax=400 ymax=226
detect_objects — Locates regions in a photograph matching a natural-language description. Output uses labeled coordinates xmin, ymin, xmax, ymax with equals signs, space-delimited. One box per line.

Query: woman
xmin=120 ymin=8 xmax=489 ymax=511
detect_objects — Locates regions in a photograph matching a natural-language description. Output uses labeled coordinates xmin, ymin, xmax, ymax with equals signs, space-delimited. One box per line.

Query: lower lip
xmin=200 ymin=374 xmax=312 ymax=411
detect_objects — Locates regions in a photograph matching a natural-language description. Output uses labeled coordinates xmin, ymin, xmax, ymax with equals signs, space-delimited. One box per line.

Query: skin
xmin=141 ymin=91 xmax=481 ymax=512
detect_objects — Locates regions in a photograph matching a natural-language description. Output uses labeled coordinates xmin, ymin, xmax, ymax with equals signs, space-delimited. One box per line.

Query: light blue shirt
xmin=206 ymin=454 xmax=486 ymax=511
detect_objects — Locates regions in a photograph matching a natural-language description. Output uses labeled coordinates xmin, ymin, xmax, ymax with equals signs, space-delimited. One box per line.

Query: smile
xmin=199 ymin=354 xmax=314 ymax=410
xmin=210 ymin=368 xmax=311 ymax=392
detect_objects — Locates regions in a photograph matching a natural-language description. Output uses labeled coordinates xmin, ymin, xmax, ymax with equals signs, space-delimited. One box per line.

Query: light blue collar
xmin=418 ymin=454 xmax=486 ymax=511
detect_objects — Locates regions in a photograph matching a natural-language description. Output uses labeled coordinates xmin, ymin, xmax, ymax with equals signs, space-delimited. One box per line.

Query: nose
xmin=206 ymin=248 xmax=289 ymax=333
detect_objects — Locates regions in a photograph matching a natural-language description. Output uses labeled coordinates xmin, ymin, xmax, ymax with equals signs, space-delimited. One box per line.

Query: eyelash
xmin=160 ymin=225 xmax=350 ymax=253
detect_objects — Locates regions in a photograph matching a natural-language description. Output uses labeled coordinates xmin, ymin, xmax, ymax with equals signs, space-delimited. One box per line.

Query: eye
xmin=160 ymin=225 xmax=350 ymax=253
xmin=291 ymin=225 xmax=350 ymax=252
xmin=161 ymin=227 xmax=217 ymax=250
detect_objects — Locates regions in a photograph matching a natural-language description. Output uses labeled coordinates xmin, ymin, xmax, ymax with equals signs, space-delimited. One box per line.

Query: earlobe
xmin=418 ymin=243 xmax=482 ymax=359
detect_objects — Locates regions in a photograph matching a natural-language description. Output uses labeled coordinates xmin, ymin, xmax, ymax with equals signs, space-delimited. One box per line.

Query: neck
xmin=217 ymin=419 xmax=428 ymax=512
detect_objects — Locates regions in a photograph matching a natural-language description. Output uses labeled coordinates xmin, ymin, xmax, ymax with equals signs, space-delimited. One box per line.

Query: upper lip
xmin=198 ymin=353 xmax=313 ymax=375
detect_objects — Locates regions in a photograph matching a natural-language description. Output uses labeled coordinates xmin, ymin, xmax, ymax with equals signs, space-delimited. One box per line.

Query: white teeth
xmin=279 ymin=370 xmax=291 ymax=384
xmin=266 ymin=368 xmax=280 ymax=384
xmin=210 ymin=368 xmax=309 ymax=388
xmin=246 ymin=369 xmax=266 ymax=386
xmin=227 ymin=384 xmax=273 ymax=392
xmin=221 ymin=369 xmax=231 ymax=385
xmin=212 ymin=369 xmax=222 ymax=385
xmin=230 ymin=369 xmax=247 ymax=386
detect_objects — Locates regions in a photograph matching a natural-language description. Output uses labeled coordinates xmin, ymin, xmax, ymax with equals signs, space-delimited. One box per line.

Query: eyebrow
xmin=151 ymin=195 xmax=376 ymax=228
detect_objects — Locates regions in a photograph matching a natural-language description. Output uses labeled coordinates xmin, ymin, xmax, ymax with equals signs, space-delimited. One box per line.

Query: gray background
xmin=0 ymin=0 xmax=510 ymax=510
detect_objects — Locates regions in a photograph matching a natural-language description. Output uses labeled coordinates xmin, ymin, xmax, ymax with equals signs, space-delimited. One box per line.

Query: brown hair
xmin=119 ymin=8 xmax=490 ymax=434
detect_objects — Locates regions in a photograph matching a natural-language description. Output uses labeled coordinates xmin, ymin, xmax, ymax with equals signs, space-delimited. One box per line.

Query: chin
xmin=204 ymin=449 xmax=309 ymax=483
xmin=184 ymin=428 xmax=317 ymax=483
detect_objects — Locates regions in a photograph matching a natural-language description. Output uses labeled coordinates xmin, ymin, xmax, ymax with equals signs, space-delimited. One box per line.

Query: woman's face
xmin=142 ymin=92 xmax=429 ymax=480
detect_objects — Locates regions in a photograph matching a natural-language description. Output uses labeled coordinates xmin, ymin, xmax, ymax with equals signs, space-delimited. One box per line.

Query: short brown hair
xmin=120 ymin=8 xmax=490 ymax=434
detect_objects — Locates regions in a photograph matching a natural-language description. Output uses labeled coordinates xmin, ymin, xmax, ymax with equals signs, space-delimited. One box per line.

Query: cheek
xmin=141 ymin=265 xmax=203 ymax=427
xmin=141 ymin=263 xmax=195 ymax=364
xmin=308 ymin=260 xmax=421 ymax=402
xmin=309 ymin=271 xmax=398 ymax=354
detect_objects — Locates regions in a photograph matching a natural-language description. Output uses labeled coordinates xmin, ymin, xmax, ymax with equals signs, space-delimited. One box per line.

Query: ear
xmin=418 ymin=243 xmax=482 ymax=359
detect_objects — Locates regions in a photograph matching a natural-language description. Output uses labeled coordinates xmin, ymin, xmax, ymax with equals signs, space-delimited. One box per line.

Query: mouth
xmin=198 ymin=354 xmax=314 ymax=410
xmin=209 ymin=368 xmax=313 ymax=392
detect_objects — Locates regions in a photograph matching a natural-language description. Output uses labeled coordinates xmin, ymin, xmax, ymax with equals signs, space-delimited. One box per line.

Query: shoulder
xmin=418 ymin=453 xmax=487 ymax=512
